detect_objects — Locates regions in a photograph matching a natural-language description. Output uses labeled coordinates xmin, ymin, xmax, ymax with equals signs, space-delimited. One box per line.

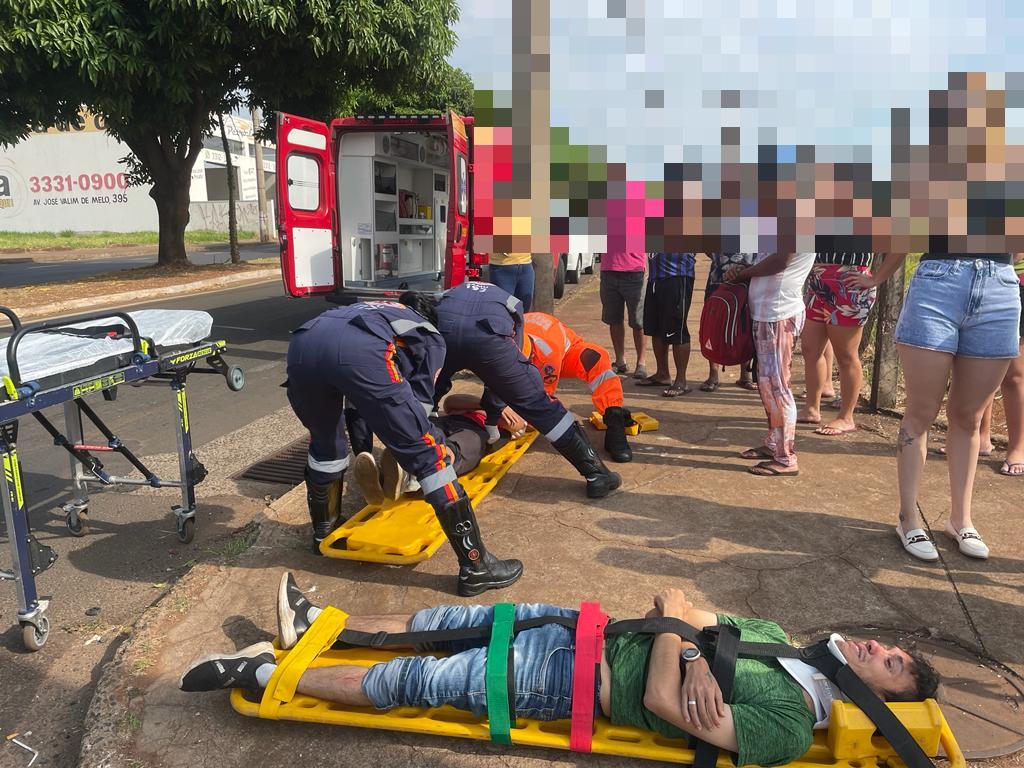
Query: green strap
xmin=486 ymin=602 xmax=516 ymax=744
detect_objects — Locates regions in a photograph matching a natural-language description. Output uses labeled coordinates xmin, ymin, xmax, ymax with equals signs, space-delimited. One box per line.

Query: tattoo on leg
xmin=897 ymin=427 xmax=918 ymax=455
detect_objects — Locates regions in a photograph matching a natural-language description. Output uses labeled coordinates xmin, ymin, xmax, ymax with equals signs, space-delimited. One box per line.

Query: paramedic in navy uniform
xmin=285 ymin=295 xmax=522 ymax=597
xmin=433 ymin=282 xmax=621 ymax=498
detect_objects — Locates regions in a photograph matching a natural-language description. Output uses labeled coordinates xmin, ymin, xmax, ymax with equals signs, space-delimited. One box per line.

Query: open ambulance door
xmin=277 ymin=113 xmax=338 ymax=297
xmin=444 ymin=111 xmax=470 ymax=288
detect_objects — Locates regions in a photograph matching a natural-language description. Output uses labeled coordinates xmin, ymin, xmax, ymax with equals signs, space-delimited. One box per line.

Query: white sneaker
xmin=896 ymin=523 xmax=939 ymax=562
xmin=352 ymin=452 xmax=385 ymax=506
xmin=945 ymin=524 xmax=989 ymax=560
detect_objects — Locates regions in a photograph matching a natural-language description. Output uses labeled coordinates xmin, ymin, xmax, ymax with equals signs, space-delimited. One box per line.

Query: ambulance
xmin=275 ymin=110 xmax=565 ymax=303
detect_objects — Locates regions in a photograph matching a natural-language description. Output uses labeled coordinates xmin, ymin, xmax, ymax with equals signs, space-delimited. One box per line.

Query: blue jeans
xmin=361 ymin=603 xmax=580 ymax=719
xmin=896 ymin=258 xmax=1022 ymax=358
xmin=489 ymin=262 xmax=535 ymax=313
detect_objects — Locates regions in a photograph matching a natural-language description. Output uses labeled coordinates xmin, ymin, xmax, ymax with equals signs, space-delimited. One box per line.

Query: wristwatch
xmin=681 ymin=647 xmax=703 ymax=663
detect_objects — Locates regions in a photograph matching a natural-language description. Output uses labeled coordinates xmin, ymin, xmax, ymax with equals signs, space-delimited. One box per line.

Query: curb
xmin=0 ymin=240 xmax=266 ymax=263
xmin=11 ymin=268 xmax=280 ymax=321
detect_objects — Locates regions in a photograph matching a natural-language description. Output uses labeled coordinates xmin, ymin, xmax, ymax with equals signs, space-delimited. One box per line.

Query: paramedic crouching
xmin=182 ymin=579 xmax=941 ymax=768
xmin=284 ymin=296 xmax=522 ymax=596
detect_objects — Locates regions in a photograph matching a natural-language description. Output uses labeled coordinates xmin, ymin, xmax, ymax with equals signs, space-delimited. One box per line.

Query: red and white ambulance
xmin=275 ymin=110 xmax=566 ymax=303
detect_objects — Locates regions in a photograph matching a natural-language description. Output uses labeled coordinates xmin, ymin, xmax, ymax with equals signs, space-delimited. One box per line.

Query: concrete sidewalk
xmin=76 ymin=275 xmax=1023 ymax=768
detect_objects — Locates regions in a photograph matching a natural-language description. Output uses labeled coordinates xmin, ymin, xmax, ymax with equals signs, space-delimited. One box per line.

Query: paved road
xmin=0 ymin=242 xmax=280 ymax=288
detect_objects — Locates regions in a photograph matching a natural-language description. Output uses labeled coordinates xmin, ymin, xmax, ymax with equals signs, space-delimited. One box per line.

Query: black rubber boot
xmin=306 ymin=468 xmax=344 ymax=554
xmin=435 ymin=496 xmax=523 ymax=596
xmin=552 ymin=422 xmax=622 ymax=498
xmin=602 ymin=406 xmax=634 ymax=463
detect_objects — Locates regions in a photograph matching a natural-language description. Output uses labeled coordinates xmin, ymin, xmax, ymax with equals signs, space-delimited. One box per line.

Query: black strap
xmin=693 ymin=624 xmax=741 ymax=768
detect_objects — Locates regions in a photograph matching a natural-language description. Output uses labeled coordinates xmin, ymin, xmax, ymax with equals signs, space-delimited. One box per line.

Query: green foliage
xmin=336 ymin=64 xmax=475 ymax=117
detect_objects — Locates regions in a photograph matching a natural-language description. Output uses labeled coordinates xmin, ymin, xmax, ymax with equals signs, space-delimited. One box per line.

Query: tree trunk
xmin=150 ymin=179 xmax=192 ymax=267
xmin=531 ymin=253 xmax=555 ymax=313
xmin=869 ymin=266 xmax=906 ymax=411
xmin=218 ymin=113 xmax=241 ymax=264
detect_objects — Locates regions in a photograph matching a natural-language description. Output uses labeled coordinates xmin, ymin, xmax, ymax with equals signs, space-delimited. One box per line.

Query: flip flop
xmin=735 ymin=379 xmax=758 ymax=391
xmin=662 ymin=384 xmax=692 ymax=397
xmin=635 ymin=375 xmax=671 ymax=387
xmin=1000 ymin=461 xmax=1024 ymax=477
xmin=796 ymin=418 xmax=821 ymax=425
xmin=936 ymin=445 xmax=992 ymax=457
xmin=814 ymin=424 xmax=858 ymax=436
xmin=748 ymin=460 xmax=799 ymax=477
xmin=613 ymin=362 xmax=629 ymax=375
xmin=700 ymin=379 xmax=720 ymax=392
xmin=739 ymin=446 xmax=775 ymax=460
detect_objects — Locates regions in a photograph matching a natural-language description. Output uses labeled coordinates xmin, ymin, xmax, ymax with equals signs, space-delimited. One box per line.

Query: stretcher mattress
xmin=1 ymin=309 xmax=213 ymax=383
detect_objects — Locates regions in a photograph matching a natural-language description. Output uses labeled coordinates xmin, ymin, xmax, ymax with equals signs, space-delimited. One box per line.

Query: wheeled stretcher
xmin=230 ymin=604 xmax=965 ymax=768
xmin=319 ymin=429 xmax=538 ymax=563
xmin=0 ymin=306 xmax=244 ymax=651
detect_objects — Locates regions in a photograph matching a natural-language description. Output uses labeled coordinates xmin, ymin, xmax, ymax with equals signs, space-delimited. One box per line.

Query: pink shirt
xmin=601 ymin=252 xmax=646 ymax=272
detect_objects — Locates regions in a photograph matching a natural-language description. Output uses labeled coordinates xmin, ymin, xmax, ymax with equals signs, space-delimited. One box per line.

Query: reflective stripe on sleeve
xmin=531 ymin=336 xmax=553 ymax=356
xmin=505 ymin=295 xmax=521 ymax=313
xmin=390 ymin=317 xmax=440 ymax=336
xmin=307 ymin=453 xmax=350 ymax=473
xmin=588 ymin=369 xmax=617 ymax=392
xmin=543 ymin=411 xmax=576 ymax=442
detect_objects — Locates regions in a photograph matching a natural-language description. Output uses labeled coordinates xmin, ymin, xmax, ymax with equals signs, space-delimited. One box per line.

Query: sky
xmin=448 ymin=0 xmax=1024 ymax=179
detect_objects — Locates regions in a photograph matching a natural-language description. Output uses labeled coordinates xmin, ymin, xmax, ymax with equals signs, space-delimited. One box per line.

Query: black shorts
xmin=643 ymin=275 xmax=694 ymax=345
xmin=433 ymin=414 xmax=493 ymax=475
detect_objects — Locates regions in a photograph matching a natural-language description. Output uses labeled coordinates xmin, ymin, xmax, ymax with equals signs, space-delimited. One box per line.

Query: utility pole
xmin=218 ymin=113 xmax=240 ymax=263
xmin=251 ymin=106 xmax=271 ymax=243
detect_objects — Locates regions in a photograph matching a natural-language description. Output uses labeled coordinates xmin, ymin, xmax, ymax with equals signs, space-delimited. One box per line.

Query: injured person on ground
xmin=181 ymin=575 xmax=941 ymax=768
xmin=352 ymin=393 xmax=527 ymax=504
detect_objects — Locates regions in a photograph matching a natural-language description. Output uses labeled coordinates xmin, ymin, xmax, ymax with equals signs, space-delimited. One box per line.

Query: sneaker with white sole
xmin=179 ymin=641 xmax=275 ymax=692
xmin=945 ymin=524 xmax=989 ymax=560
xmin=352 ymin=452 xmax=385 ymax=506
xmin=380 ymin=449 xmax=418 ymax=499
xmin=896 ymin=523 xmax=939 ymax=562
xmin=277 ymin=571 xmax=322 ymax=650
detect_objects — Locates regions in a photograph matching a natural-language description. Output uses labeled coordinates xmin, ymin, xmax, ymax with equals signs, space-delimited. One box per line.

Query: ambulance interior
xmin=336 ymin=129 xmax=451 ymax=292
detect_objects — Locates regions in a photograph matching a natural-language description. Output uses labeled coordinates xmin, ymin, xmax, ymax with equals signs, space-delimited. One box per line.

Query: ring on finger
xmin=687 ymin=700 xmax=698 ymax=706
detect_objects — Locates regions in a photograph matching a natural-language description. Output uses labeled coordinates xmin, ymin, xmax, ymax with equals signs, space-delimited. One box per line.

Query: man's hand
xmin=499 ymin=407 xmax=528 ymax=438
xmin=680 ymin=657 xmax=726 ymax=730
xmin=654 ymin=587 xmax=693 ymax=619
xmin=723 ymin=266 xmax=746 ymax=283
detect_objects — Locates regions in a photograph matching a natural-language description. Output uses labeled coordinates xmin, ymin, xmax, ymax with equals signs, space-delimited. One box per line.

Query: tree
xmin=0 ymin=0 xmax=459 ymax=266
xmin=338 ymin=63 xmax=476 ymax=117
xmin=217 ymin=113 xmax=240 ymax=264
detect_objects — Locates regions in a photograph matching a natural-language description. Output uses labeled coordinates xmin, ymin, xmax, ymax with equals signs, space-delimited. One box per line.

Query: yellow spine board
xmin=589 ymin=411 xmax=659 ymax=435
xmin=231 ymin=645 xmax=963 ymax=768
xmin=318 ymin=430 xmax=538 ymax=564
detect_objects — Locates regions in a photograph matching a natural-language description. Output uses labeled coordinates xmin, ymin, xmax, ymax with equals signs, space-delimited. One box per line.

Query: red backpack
xmin=699 ymin=283 xmax=755 ymax=366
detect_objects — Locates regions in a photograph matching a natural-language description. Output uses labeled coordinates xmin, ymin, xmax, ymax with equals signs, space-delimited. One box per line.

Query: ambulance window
xmin=287 ymin=153 xmax=320 ymax=211
xmin=456 ymin=155 xmax=468 ymax=215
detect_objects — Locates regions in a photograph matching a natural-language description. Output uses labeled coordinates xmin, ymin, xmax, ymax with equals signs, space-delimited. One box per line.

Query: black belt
xmin=920 ymin=252 xmax=1012 ymax=265
xmin=332 ymin=613 xmax=936 ymax=768
xmin=814 ymin=253 xmax=874 ymax=267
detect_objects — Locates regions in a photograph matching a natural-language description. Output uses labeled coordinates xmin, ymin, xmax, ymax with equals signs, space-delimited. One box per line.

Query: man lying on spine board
xmin=180 ymin=576 xmax=941 ymax=768
xmin=351 ymin=393 xmax=528 ymax=504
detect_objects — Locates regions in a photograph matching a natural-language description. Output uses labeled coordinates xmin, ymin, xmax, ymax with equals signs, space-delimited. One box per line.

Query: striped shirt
xmin=647 ymin=252 xmax=696 ymax=281
xmin=813 ymin=253 xmax=874 ymax=268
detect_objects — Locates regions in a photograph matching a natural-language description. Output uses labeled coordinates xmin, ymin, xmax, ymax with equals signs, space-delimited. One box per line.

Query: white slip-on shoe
xmin=945 ymin=524 xmax=990 ymax=560
xmin=896 ymin=524 xmax=939 ymax=562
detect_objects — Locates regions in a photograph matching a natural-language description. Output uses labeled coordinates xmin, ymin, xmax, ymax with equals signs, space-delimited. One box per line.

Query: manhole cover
xmin=802 ymin=625 xmax=1024 ymax=759
xmin=235 ymin=437 xmax=309 ymax=487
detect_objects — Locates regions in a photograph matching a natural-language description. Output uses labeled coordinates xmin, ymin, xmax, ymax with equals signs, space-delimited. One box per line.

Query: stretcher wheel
xmin=21 ymin=617 xmax=49 ymax=652
xmin=177 ymin=517 xmax=195 ymax=544
xmin=66 ymin=509 xmax=88 ymax=537
xmin=226 ymin=366 xmax=245 ymax=392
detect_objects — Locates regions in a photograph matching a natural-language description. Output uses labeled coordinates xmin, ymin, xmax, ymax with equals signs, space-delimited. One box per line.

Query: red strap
xmin=570 ymin=601 xmax=609 ymax=752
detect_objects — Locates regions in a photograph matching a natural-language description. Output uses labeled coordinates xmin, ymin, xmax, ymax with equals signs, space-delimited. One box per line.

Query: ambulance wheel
xmin=226 ymin=366 xmax=245 ymax=392
xmin=554 ymin=256 xmax=566 ymax=299
xmin=177 ymin=517 xmax=195 ymax=544
xmin=566 ymin=253 xmax=581 ymax=284
xmin=21 ymin=617 xmax=49 ymax=652
xmin=66 ymin=509 xmax=88 ymax=537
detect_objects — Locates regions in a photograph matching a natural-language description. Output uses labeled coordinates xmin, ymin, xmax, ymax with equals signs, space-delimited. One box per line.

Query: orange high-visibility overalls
xmin=523 ymin=312 xmax=623 ymax=413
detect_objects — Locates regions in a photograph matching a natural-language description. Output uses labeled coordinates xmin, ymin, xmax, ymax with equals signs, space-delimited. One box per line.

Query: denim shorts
xmin=361 ymin=603 xmax=586 ymax=720
xmin=895 ymin=258 xmax=1022 ymax=358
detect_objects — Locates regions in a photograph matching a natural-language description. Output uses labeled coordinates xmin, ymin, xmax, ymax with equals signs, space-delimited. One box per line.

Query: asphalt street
xmin=0 ymin=242 xmax=279 ymax=287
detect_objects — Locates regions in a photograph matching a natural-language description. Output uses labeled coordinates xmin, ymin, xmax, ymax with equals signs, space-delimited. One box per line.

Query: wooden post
xmin=532 ymin=253 xmax=554 ymax=312
xmin=869 ymin=265 xmax=905 ymax=410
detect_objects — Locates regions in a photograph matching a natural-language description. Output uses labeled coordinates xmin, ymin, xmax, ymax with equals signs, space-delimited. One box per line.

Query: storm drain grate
xmin=235 ymin=437 xmax=310 ymax=487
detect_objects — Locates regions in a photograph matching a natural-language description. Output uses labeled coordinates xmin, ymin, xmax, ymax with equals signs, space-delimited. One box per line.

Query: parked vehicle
xmin=563 ymin=252 xmax=595 ymax=285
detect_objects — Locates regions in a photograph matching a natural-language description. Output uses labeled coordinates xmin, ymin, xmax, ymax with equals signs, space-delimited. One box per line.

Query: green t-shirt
xmin=605 ymin=614 xmax=815 ymax=767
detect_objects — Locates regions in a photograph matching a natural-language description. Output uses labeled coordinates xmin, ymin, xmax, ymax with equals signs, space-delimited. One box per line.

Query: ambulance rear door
xmin=276 ymin=112 xmax=339 ymax=297
xmin=444 ymin=111 xmax=471 ymax=288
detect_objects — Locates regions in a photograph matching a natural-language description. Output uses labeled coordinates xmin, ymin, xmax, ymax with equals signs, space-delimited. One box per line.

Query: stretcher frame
xmin=230 ymin=607 xmax=966 ymax=768
xmin=589 ymin=410 xmax=660 ymax=435
xmin=0 ymin=306 xmax=244 ymax=651
xmin=319 ymin=429 xmax=538 ymax=564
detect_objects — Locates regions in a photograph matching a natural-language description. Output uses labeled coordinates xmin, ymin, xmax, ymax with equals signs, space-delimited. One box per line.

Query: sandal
xmin=700 ymin=378 xmax=720 ymax=392
xmin=635 ymin=375 xmax=671 ymax=387
xmin=748 ymin=460 xmax=799 ymax=477
xmin=612 ymin=362 xmax=629 ymax=375
xmin=739 ymin=446 xmax=774 ymax=460
xmin=1000 ymin=461 xmax=1024 ymax=476
xmin=662 ymin=384 xmax=692 ymax=397
xmin=814 ymin=423 xmax=857 ymax=436
xmin=735 ymin=379 xmax=758 ymax=391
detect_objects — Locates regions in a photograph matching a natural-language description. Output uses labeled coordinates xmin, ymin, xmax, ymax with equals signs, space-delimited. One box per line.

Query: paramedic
xmin=524 ymin=311 xmax=635 ymax=462
xmin=284 ymin=296 xmax=522 ymax=596
xmin=181 ymin=576 xmax=941 ymax=768
xmin=430 ymin=283 xmax=621 ymax=498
